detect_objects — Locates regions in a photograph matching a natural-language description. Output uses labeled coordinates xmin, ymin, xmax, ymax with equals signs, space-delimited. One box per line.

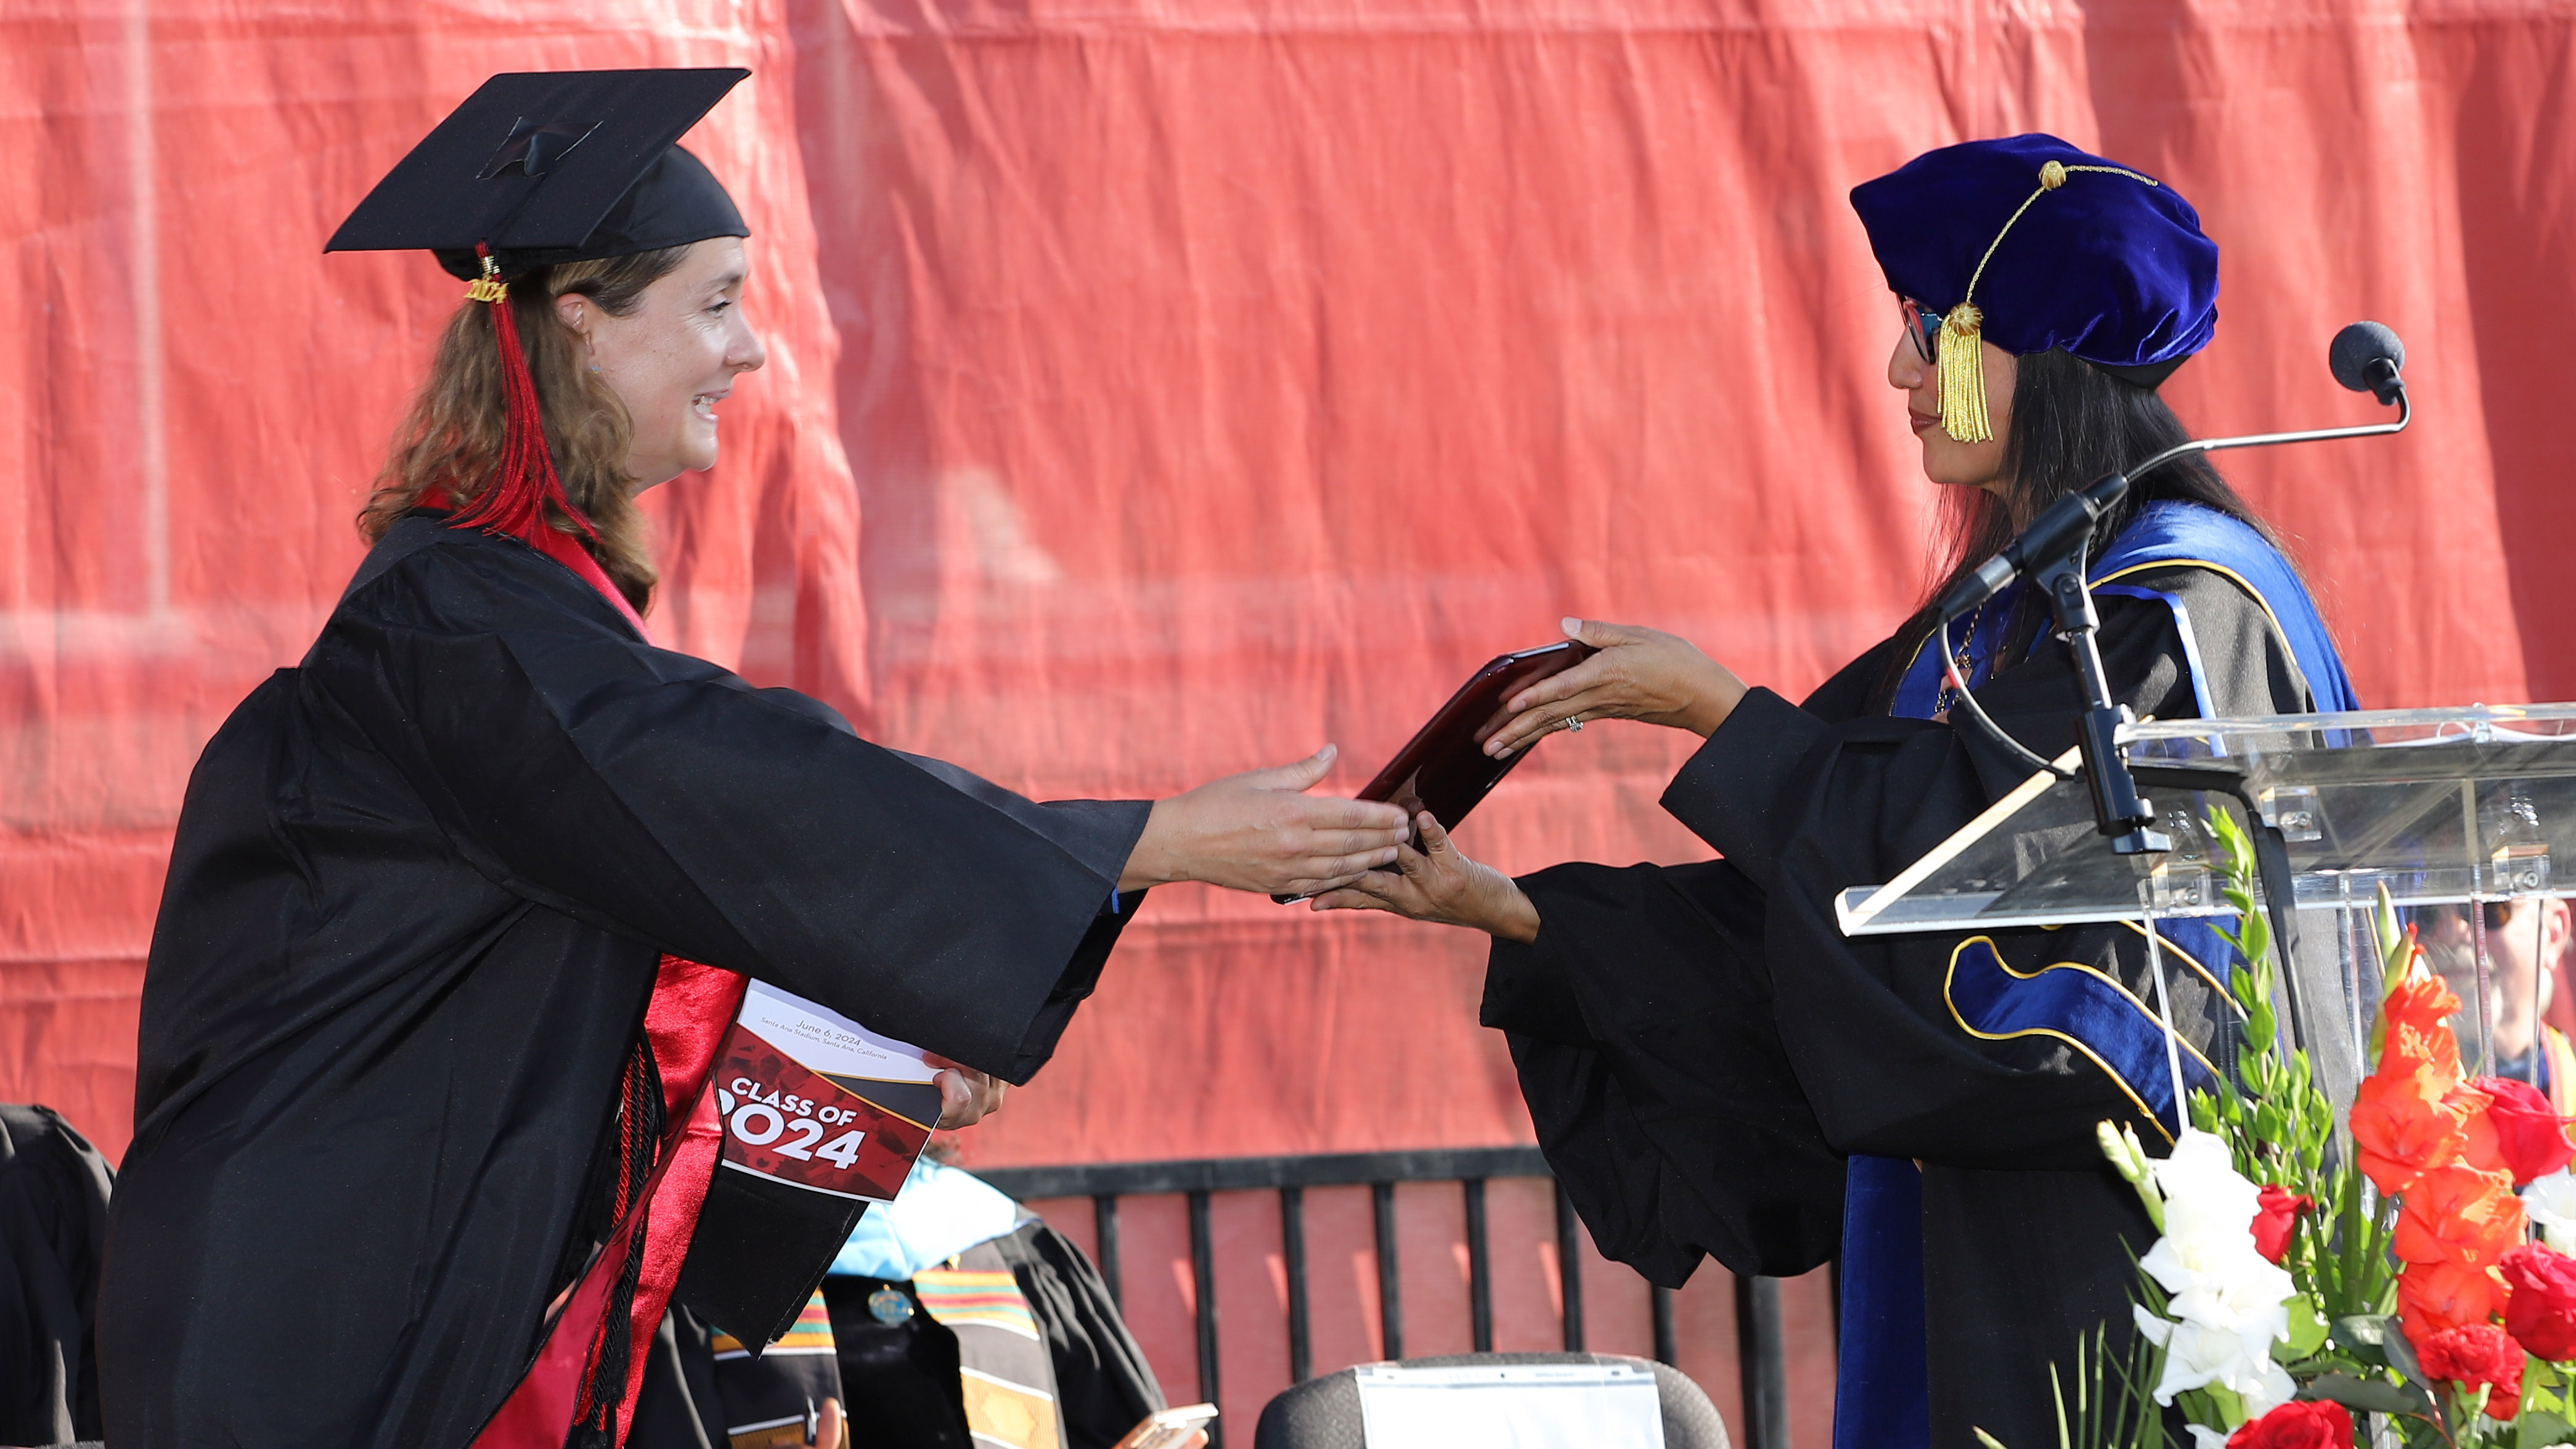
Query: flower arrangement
xmin=2034 ymin=807 xmax=2576 ymax=1448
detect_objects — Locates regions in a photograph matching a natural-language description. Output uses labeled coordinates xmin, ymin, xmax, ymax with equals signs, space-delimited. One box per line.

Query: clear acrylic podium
xmin=1834 ymin=705 xmax=2576 ymax=1111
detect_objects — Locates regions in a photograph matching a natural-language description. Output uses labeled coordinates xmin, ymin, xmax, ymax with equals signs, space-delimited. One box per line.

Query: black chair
xmin=1253 ymin=1352 xmax=1729 ymax=1449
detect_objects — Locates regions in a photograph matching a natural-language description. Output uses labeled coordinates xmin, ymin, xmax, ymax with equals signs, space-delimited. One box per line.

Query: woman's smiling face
xmin=1889 ymin=296 xmax=2016 ymax=494
xmin=560 ymin=237 xmax=767 ymax=489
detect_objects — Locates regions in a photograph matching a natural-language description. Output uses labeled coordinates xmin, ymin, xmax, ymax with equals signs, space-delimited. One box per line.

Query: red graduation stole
xmin=445 ymin=250 xmax=751 ymax=1448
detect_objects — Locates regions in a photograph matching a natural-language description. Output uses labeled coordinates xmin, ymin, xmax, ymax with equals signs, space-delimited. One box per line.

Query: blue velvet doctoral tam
xmin=1851 ymin=134 xmax=2220 ymax=376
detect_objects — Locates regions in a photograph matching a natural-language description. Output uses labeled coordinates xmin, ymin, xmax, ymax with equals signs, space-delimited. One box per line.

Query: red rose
xmin=2415 ymin=1321 xmax=2525 ymax=1418
xmin=2471 ymin=1075 xmax=2575 ymax=1185
xmin=2251 ymin=1184 xmax=2313 ymax=1263
xmin=2503 ymin=1241 xmax=2576 ymax=1361
xmin=2225 ymin=1400 xmax=2353 ymax=1448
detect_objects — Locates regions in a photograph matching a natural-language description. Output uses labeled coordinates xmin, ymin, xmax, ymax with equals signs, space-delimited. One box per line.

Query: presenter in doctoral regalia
xmin=97 ymin=69 xmax=1407 ymax=1449
xmin=1318 ymin=135 xmax=2360 ymax=1445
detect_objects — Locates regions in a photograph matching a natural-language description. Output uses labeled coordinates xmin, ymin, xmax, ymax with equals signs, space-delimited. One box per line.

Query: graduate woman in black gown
xmin=98 ymin=70 xmax=1397 ymax=1449
xmin=1316 ymin=136 xmax=2360 ymax=1446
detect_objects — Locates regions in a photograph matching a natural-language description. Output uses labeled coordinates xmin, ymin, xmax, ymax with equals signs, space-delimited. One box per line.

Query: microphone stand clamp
xmin=2029 ymin=536 xmax=2171 ymax=855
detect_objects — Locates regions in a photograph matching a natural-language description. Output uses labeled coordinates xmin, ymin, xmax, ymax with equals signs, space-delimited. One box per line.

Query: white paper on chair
xmin=1353 ymin=1362 xmax=1666 ymax=1449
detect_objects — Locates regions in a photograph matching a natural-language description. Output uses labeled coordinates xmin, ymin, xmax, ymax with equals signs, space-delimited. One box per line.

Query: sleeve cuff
xmin=1658 ymin=687 xmax=1827 ymax=886
xmin=1480 ymin=927 xmax=1594 ymax=1048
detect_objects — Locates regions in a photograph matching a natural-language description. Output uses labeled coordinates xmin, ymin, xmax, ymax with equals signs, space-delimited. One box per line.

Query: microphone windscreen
xmin=2330 ymin=321 xmax=2405 ymax=392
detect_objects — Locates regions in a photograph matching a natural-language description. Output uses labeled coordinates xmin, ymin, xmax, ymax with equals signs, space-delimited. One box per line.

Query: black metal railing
xmin=977 ymin=1148 xmax=1803 ymax=1449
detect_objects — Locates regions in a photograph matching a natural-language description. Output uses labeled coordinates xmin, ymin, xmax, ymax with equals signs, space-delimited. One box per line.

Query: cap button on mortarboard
xmin=2039 ymin=160 xmax=2068 ymax=190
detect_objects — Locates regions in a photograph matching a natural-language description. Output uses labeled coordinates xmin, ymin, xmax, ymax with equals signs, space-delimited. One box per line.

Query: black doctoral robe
xmin=99 ymin=515 xmax=1150 ymax=1449
xmin=0 ymin=1103 xmax=115 ymax=1446
xmin=1486 ymin=563 xmax=2329 ymax=1446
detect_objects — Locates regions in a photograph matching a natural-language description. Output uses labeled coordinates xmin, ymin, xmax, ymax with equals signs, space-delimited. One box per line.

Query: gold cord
xmin=1935 ymin=162 xmax=2160 ymax=443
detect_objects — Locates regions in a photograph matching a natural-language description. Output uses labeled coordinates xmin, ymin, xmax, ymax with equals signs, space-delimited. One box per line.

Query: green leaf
xmin=2299 ymin=1371 xmax=2435 ymax=1413
xmin=1973 ymin=1431 xmax=2013 ymax=1449
xmin=2199 ymin=1382 xmax=2245 ymax=1424
xmin=2522 ymin=1410 xmax=2576 ymax=1448
xmin=2256 ymin=1101 xmax=2287 ymax=1143
xmin=2381 ymin=1316 xmax=2431 ymax=1389
xmin=2278 ymin=1297 xmax=2331 ymax=1360
xmin=2331 ymin=1313 xmax=2395 ymax=1367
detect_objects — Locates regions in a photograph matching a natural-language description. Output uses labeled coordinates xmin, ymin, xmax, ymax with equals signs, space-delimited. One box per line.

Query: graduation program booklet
xmin=711 ymin=978 xmax=944 ymax=1204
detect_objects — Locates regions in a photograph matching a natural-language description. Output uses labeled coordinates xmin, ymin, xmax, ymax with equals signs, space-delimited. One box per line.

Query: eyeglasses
xmin=1900 ymin=298 xmax=1943 ymax=364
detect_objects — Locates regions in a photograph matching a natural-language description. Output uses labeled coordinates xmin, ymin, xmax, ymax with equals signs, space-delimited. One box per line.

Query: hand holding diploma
xmin=1120 ymin=745 xmax=1413 ymax=899
xmin=1481 ymin=618 xmax=1750 ymax=757
xmin=1307 ymin=811 xmax=1543 ymax=943
xmin=1308 ymin=618 xmax=1756 ymax=942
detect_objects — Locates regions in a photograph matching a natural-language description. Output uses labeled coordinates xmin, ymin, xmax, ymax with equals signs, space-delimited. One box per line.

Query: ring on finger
xmin=1564 ymin=712 xmax=1584 ymax=733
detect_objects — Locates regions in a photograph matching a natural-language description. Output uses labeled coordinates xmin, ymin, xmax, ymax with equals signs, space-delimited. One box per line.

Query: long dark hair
xmin=1873 ymin=349 xmax=2281 ymax=707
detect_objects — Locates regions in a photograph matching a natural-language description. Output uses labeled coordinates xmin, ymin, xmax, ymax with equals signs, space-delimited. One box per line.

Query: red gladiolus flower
xmin=2399 ymin=1258 xmax=2512 ymax=1342
xmin=2353 ymin=1061 xmax=2471 ymax=1197
xmin=2459 ymin=1084 xmax=2506 ymax=1178
xmin=2226 ymin=1400 xmax=2354 ymax=1448
xmin=2391 ymin=1163 xmax=2526 ymax=1269
xmin=2381 ymin=971 xmax=2466 ymax=1084
xmin=2250 ymin=1184 xmax=2312 ymax=1263
xmin=2415 ymin=1321 xmax=2524 ymax=1419
xmin=2470 ymin=1075 xmax=2576 ymax=1185
xmin=2503 ymin=1242 xmax=2576 ymax=1361
xmin=2355 ymin=966 xmax=2475 ymax=1194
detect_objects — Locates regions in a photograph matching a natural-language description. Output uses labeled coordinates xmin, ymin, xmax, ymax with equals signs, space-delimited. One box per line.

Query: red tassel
xmin=450 ymin=243 xmax=598 ymax=544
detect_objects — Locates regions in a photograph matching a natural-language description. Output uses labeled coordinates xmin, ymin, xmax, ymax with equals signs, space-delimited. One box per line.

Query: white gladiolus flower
xmin=2134 ymin=1305 xmax=2299 ymax=1413
xmin=2526 ymin=1167 xmax=2576 ymax=1254
xmin=2129 ymin=1130 xmax=2300 ymax=1416
xmin=2148 ymin=1131 xmax=2264 ymax=1246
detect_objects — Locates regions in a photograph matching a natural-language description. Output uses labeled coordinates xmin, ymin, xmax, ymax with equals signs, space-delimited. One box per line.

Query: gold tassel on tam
xmin=1933 ymin=158 xmax=2158 ymax=443
xmin=1936 ymin=302 xmax=1991 ymax=442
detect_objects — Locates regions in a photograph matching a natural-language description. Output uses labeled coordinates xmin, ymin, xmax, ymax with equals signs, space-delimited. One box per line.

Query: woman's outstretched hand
xmin=1307 ymin=811 xmax=1541 ymax=943
xmin=1120 ymin=746 xmax=1413 ymax=898
xmin=1482 ymin=618 xmax=1749 ymax=759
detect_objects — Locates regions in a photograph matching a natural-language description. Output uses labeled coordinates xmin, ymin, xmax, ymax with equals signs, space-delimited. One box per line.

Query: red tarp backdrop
xmin=9 ymin=0 xmax=2576 ymax=1429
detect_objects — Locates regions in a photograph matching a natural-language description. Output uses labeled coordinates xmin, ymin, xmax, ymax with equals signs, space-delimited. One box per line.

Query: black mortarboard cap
xmin=327 ymin=68 xmax=751 ymax=280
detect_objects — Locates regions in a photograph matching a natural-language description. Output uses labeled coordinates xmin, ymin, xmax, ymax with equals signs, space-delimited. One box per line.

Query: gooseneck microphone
xmin=2330 ymin=320 xmax=2405 ymax=403
xmin=1933 ymin=473 xmax=2132 ymax=623
xmin=1924 ymin=322 xmax=2415 ymax=856
xmin=1935 ymin=321 xmax=2411 ymax=623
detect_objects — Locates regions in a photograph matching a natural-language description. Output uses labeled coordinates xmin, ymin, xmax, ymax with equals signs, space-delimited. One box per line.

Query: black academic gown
xmin=1486 ymin=565 xmax=2325 ymax=1447
xmin=99 ymin=516 xmax=1150 ymax=1449
xmin=0 ymin=1103 xmax=115 ymax=1446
